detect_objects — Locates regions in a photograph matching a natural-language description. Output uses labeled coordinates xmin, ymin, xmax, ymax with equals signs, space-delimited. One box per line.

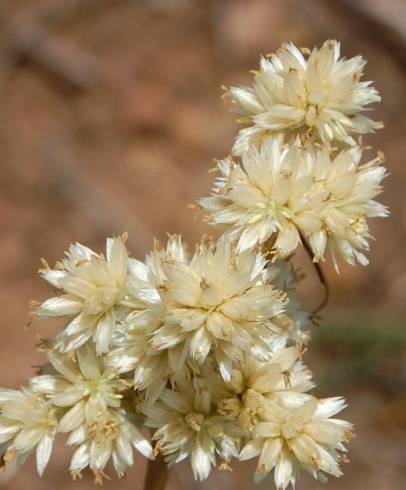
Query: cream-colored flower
xmin=68 ymin=407 xmax=152 ymax=483
xmin=143 ymin=379 xmax=240 ymax=481
xmin=150 ymin=238 xmax=287 ymax=381
xmin=206 ymin=347 xmax=314 ymax=432
xmin=0 ymin=388 xmax=57 ymax=476
xmin=36 ymin=236 xmax=130 ymax=354
xmin=108 ymin=325 xmax=167 ymax=404
xmin=108 ymin=236 xmax=189 ymax=404
xmin=30 ymin=344 xmax=129 ymax=416
xmin=240 ymin=397 xmax=353 ymax=489
xmin=228 ymin=40 xmax=381 ymax=155
xmin=108 ymin=325 xmax=189 ymax=405
xmin=30 ymin=344 xmax=152 ymax=481
xmin=199 ymin=137 xmax=387 ymax=268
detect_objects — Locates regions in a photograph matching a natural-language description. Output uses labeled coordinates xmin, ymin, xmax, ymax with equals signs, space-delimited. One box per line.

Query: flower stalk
xmin=144 ymin=457 xmax=170 ymax=490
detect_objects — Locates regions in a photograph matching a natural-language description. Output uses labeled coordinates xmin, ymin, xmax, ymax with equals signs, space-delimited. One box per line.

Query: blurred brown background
xmin=0 ymin=0 xmax=405 ymax=489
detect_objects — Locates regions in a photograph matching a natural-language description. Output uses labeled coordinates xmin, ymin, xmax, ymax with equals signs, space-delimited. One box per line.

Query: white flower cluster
xmin=0 ymin=40 xmax=386 ymax=489
xmin=199 ymin=137 xmax=387 ymax=267
xmin=228 ymin=40 xmax=382 ymax=155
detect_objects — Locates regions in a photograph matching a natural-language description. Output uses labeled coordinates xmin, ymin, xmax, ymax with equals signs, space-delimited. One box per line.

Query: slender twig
xmin=299 ymin=231 xmax=330 ymax=316
xmin=144 ymin=456 xmax=170 ymax=490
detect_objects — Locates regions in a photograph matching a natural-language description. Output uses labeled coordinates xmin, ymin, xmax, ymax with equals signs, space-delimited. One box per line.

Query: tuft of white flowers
xmin=35 ymin=236 xmax=130 ymax=355
xmin=0 ymin=388 xmax=58 ymax=476
xmin=228 ymin=40 xmax=382 ymax=155
xmin=143 ymin=378 xmax=241 ymax=481
xmin=240 ymin=396 xmax=354 ymax=489
xmin=199 ymin=136 xmax=387 ymax=268
xmin=0 ymin=40 xmax=387 ymax=489
xmin=150 ymin=238 xmax=288 ymax=378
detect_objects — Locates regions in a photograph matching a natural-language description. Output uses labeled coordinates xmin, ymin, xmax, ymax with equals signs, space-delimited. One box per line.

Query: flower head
xmin=150 ymin=238 xmax=287 ymax=380
xmin=205 ymin=347 xmax=314 ymax=432
xmin=30 ymin=344 xmax=129 ymax=415
xmin=68 ymin=407 xmax=152 ymax=483
xmin=108 ymin=323 xmax=170 ymax=405
xmin=0 ymin=388 xmax=57 ymax=476
xmin=143 ymin=379 xmax=240 ymax=481
xmin=36 ymin=236 xmax=130 ymax=354
xmin=107 ymin=236 xmax=190 ymax=404
xmin=229 ymin=40 xmax=381 ymax=155
xmin=240 ymin=397 xmax=353 ymax=489
xmin=199 ymin=136 xmax=387 ymax=268
xmin=30 ymin=344 xmax=152 ymax=481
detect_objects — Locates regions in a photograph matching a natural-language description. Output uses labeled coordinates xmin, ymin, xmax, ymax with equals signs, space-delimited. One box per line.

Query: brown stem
xmin=144 ymin=456 xmax=170 ymax=490
xmin=299 ymin=231 xmax=330 ymax=316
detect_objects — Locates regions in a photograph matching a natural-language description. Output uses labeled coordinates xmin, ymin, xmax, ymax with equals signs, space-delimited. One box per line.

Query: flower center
xmin=281 ymin=420 xmax=302 ymax=440
xmin=217 ymin=397 xmax=242 ymax=418
xmin=185 ymin=412 xmax=205 ymax=432
xmin=255 ymin=200 xmax=292 ymax=221
xmin=96 ymin=286 xmax=119 ymax=307
xmin=307 ymin=89 xmax=325 ymax=107
xmin=85 ymin=286 xmax=120 ymax=314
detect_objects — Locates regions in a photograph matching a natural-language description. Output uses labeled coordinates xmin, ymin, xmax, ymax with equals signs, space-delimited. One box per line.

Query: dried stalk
xmin=143 ymin=456 xmax=170 ymax=490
